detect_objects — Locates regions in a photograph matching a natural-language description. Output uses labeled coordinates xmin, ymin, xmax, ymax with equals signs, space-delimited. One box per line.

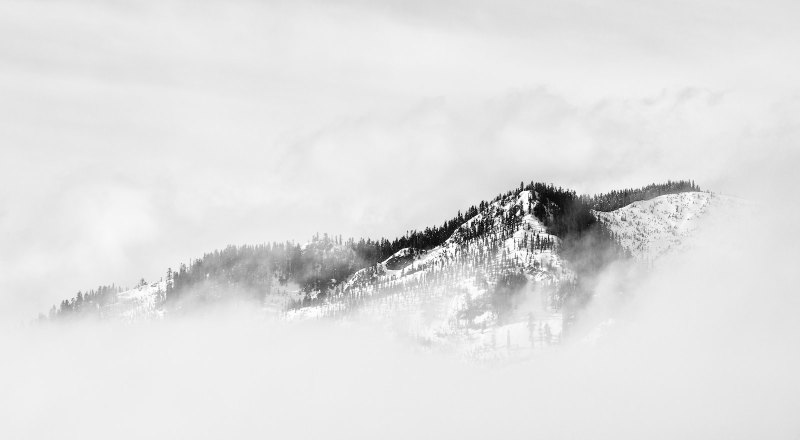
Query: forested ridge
xmin=43 ymin=179 xmax=700 ymax=320
xmin=587 ymin=180 xmax=700 ymax=212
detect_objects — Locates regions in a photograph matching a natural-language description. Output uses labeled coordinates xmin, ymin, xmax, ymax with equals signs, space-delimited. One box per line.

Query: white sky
xmin=1 ymin=0 xmax=799 ymax=318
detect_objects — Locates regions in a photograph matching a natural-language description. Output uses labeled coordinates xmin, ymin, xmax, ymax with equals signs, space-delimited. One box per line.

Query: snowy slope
xmin=288 ymin=190 xmax=570 ymax=360
xmin=47 ymin=187 xmax=741 ymax=362
xmin=292 ymin=190 xmax=739 ymax=359
xmin=593 ymin=192 xmax=719 ymax=261
xmin=104 ymin=281 xmax=166 ymax=322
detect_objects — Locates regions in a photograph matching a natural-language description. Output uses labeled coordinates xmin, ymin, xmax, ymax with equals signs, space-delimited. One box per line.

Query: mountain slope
xmin=42 ymin=180 xmax=722 ymax=360
xmin=593 ymin=192 xmax=717 ymax=261
xmin=288 ymin=190 xmax=571 ymax=359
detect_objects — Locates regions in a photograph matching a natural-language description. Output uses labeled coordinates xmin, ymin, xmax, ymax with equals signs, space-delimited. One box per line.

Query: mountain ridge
xmin=41 ymin=180 xmax=707 ymax=343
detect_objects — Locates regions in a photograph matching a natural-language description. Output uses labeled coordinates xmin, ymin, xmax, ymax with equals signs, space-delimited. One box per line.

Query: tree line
xmin=587 ymin=180 xmax=700 ymax=212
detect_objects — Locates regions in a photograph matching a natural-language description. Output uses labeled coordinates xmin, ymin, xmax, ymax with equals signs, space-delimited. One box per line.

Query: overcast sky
xmin=1 ymin=0 xmax=799 ymax=318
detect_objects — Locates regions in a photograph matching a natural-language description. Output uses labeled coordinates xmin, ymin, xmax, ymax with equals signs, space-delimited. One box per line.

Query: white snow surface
xmin=593 ymin=192 xmax=726 ymax=261
xmin=107 ymin=281 xmax=166 ymax=322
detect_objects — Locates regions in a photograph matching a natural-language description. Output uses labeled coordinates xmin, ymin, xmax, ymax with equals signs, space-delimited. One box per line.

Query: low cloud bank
xmin=1 ymin=201 xmax=798 ymax=439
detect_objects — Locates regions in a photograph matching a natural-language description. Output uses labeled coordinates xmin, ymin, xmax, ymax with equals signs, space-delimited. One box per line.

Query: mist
xmin=2 ymin=196 xmax=799 ymax=439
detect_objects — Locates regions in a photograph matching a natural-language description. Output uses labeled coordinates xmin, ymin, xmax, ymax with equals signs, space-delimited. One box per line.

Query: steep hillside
xmin=593 ymin=192 xmax=717 ymax=261
xmin=288 ymin=190 xmax=572 ymax=360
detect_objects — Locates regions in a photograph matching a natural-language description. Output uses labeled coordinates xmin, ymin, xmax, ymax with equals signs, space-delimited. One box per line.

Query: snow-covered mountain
xmin=43 ymin=182 xmax=727 ymax=360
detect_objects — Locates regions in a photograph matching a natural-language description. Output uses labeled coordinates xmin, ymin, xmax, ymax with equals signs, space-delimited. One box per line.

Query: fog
xmin=2 ymin=197 xmax=798 ymax=439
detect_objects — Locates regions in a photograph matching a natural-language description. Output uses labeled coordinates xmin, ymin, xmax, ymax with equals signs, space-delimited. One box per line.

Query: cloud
xmin=0 ymin=181 xmax=160 ymax=321
xmin=273 ymin=86 xmax=799 ymax=215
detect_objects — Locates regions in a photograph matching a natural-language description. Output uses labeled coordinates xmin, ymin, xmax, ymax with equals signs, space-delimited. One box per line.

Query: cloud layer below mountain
xmin=2 ymin=198 xmax=799 ymax=439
